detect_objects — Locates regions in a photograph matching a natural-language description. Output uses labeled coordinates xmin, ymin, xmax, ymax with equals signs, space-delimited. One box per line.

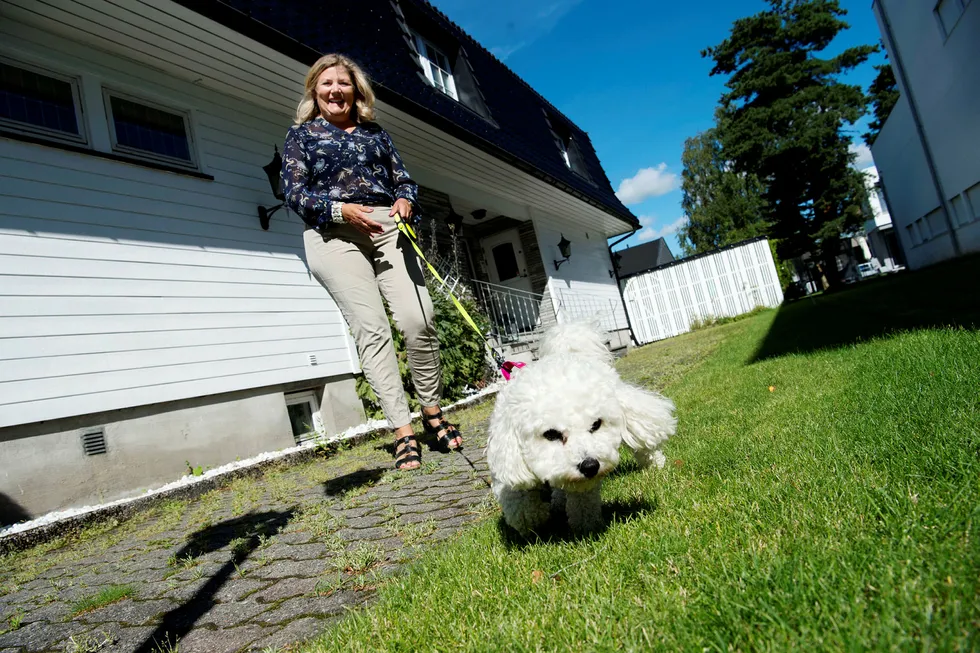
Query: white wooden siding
xmin=0 ymin=26 xmax=355 ymax=428
xmin=1 ymin=0 xmax=634 ymax=237
xmin=532 ymin=215 xmax=629 ymax=331
xmin=621 ymin=239 xmax=784 ymax=345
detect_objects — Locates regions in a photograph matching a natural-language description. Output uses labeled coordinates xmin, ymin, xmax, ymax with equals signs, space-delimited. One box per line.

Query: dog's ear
xmin=487 ymin=398 xmax=537 ymax=489
xmin=617 ymin=381 xmax=676 ymax=466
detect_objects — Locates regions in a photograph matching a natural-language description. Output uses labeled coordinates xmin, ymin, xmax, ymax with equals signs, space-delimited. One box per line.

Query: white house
xmin=870 ymin=0 xmax=980 ymax=269
xmin=0 ymin=0 xmax=639 ymax=519
xmin=859 ymin=165 xmax=904 ymax=273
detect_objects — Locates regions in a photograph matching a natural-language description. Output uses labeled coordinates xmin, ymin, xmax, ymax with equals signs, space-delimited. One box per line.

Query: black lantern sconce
xmin=554 ymin=233 xmax=572 ymax=271
xmin=446 ymin=203 xmax=464 ymax=235
xmin=258 ymin=146 xmax=285 ymax=231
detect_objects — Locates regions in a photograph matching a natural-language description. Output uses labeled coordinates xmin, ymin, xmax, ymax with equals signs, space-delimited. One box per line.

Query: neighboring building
xmin=870 ymin=0 xmax=980 ymax=269
xmin=619 ymin=237 xmax=783 ymax=344
xmin=0 ymin=0 xmax=638 ymax=518
xmin=859 ymin=165 xmax=905 ymax=273
xmin=612 ymin=238 xmax=675 ymax=278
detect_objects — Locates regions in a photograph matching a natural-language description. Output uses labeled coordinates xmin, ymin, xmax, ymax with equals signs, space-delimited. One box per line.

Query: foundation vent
xmin=81 ymin=429 xmax=107 ymax=456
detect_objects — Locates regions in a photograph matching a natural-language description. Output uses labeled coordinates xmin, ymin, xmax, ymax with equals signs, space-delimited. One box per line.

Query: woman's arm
xmin=380 ymin=128 xmax=421 ymax=217
xmin=281 ymin=126 xmax=333 ymax=230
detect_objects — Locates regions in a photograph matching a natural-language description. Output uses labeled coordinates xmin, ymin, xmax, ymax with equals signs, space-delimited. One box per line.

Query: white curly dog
xmin=487 ymin=321 xmax=677 ymax=536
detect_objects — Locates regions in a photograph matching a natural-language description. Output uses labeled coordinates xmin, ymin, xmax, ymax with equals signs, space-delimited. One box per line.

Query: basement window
xmin=0 ymin=57 xmax=87 ymax=145
xmin=285 ymin=390 xmax=323 ymax=443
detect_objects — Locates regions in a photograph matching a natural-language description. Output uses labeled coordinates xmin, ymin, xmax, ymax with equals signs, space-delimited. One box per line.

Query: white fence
xmin=621 ymin=237 xmax=784 ymax=345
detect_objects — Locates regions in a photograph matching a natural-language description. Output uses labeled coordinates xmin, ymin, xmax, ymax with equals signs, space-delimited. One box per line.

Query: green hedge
xmin=355 ymin=282 xmax=494 ymax=420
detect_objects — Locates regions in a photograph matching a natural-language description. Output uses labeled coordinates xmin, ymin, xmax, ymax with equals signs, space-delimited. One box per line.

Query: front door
xmin=482 ymin=229 xmax=533 ymax=293
xmin=481 ymin=229 xmax=539 ymax=335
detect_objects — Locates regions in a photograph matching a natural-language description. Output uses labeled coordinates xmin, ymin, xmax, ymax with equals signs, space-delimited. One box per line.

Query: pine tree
xmin=704 ymin=0 xmax=875 ymax=287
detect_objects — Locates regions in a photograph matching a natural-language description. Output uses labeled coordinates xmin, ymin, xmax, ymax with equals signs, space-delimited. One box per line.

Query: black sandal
xmin=422 ymin=409 xmax=463 ymax=451
xmin=394 ymin=434 xmax=421 ymax=470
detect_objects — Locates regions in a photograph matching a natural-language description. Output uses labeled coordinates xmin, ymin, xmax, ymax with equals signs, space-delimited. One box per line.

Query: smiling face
xmin=488 ymin=354 xmax=626 ymax=491
xmin=314 ymin=65 xmax=356 ymax=124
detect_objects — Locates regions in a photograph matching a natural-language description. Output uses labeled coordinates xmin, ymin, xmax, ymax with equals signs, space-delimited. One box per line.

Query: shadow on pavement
xmin=134 ymin=509 xmax=296 ymax=653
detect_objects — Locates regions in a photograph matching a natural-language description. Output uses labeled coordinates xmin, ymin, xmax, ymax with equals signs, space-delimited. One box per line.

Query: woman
xmin=281 ymin=53 xmax=462 ymax=470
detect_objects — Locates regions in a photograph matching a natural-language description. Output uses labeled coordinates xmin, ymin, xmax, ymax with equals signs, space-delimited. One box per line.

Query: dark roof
xmin=176 ymin=0 xmax=638 ymax=229
xmin=614 ymin=238 xmax=675 ymax=277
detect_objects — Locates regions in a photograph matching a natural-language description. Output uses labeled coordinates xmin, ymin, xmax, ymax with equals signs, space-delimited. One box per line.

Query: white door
xmin=482 ymin=229 xmax=533 ymax=293
xmin=481 ymin=229 xmax=539 ymax=335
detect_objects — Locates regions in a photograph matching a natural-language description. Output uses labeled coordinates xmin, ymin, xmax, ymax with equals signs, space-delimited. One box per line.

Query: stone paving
xmin=0 ymin=406 xmax=495 ymax=653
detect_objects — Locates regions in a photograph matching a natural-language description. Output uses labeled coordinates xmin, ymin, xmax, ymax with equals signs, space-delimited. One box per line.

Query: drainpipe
xmin=607 ymin=229 xmax=640 ymax=347
xmin=875 ymin=0 xmax=960 ymax=256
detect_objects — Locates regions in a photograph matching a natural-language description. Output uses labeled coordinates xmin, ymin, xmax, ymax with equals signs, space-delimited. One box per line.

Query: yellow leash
xmin=393 ymin=214 xmax=525 ymax=379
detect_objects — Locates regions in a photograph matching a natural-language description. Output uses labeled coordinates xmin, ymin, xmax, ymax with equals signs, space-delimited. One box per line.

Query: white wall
xmin=871 ymin=0 xmax=980 ymax=269
xmin=531 ymin=213 xmax=629 ymax=332
xmin=622 ymin=239 xmax=783 ymax=345
xmin=0 ymin=23 xmax=356 ymax=429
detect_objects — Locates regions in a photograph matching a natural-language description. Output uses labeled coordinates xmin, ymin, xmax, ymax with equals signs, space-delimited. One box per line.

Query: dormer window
xmin=411 ymin=31 xmax=458 ymax=101
xmin=557 ymin=138 xmax=571 ymax=169
xmin=544 ymin=109 xmax=592 ymax=181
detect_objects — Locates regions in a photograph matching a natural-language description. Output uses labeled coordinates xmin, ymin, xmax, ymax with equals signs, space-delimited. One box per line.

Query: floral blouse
xmin=280 ymin=117 xmax=421 ymax=231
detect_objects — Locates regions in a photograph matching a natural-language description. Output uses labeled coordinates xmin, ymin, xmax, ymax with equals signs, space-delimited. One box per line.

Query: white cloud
xmin=636 ymin=216 xmax=688 ymax=243
xmin=850 ymin=142 xmax=874 ymax=170
xmin=616 ymin=164 xmax=680 ymax=205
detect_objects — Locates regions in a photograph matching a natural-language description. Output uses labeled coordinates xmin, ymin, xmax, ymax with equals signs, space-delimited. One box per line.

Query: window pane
xmin=492 ymin=243 xmax=520 ymax=281
xmin=0 ymin=61 xmax=79 ymax=135
xmin=936 ymin=0 xmax=963 ymax=35
xmin=110 ymin=95 xmax=191 ymax=162
xmin=287 ymin=402 xmax=315 ymax=437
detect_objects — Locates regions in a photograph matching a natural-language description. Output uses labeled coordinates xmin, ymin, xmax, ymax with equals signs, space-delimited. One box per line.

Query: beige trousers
xmin=303 ymin=207 xmax=442 ymax=428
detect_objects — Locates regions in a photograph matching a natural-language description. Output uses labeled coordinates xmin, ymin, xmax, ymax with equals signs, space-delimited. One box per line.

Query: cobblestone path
xmin=0 ymin=405 xmax=495 ymax=653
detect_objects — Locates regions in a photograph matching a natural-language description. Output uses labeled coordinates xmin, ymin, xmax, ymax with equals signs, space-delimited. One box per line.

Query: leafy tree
xmin=678 ymin=126 xmax=769 ymax=256
xmin=704 ymin=0 xmax=876 ymax=287
xmin=863 ymin=56 xmax=899 ymax=146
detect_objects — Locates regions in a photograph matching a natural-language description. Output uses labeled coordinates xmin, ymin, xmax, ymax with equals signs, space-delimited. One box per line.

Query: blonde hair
xmin=293 ymin=53 xmax=376 ymax=125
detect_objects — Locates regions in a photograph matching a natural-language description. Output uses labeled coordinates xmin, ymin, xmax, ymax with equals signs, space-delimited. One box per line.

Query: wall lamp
xmin=258 ymin=146 xmax=285 ymax=231
xmin=553 ymin=234 xmax=572 ymax=271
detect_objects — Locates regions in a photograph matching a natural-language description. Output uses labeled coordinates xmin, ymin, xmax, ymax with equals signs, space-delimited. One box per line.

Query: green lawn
xmin=301 ymin=258 xmax=980 ymax=652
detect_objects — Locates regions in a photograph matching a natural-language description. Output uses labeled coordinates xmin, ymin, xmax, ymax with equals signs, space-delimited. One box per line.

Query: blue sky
xmin=427 ymin=0 xmax=887 ymax=255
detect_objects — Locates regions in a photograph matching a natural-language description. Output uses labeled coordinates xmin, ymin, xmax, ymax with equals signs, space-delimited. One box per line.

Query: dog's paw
xmin=634 ymin=448 xmax=667 ymax=469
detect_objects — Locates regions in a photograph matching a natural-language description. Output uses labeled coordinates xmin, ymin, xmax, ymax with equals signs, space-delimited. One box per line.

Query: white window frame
xmin=410 ymin=31 xmax=458 ymax=101
xmin=102 ymin=87 xmax=199 ymax=170
xmin=0 ymin=55 xmax=88 ymax=146
xmin=934 ymin=0 xmax=968 ymax=39
xmin=557 ymin=138 xmax=571 ymax=168
xmin=285 ymin=390 xmax=324 ymax=440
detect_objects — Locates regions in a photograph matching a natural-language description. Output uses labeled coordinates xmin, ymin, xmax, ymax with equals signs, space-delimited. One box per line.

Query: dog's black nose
xmin=578 ymin=458 xmax=600 ymax=478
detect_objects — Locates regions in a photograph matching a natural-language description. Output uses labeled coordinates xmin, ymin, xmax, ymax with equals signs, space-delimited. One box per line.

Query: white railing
xmin=470 ymin=279 xmax=547 ymax=344
xmin=555 ymin=288 xmax=630 ymax=332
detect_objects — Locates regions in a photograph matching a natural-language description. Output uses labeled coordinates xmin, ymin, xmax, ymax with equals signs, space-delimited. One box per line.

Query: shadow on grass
xmin=496 ymin=494 xmax=657 ymax=549
xmin=134 ymin=509 xmax=296 ymax=653
xmin=322 ymin=467 xmax=388 ymax=497
xmin=752 ymin=254 xmax=980 ymax=363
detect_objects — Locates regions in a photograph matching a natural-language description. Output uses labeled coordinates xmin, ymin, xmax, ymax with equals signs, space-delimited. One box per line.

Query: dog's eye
xmin=589 ymin=419 xmax=602 ymax=433
xmin=543 ymin=429 xmax=564 ymax=442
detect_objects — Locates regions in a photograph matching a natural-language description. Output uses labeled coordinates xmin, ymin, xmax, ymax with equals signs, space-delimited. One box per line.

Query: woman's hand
xmin=341 ymin=203 xmax=385 ymax=236
xmin=390 ymin=198 xmax=413 ymax=221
